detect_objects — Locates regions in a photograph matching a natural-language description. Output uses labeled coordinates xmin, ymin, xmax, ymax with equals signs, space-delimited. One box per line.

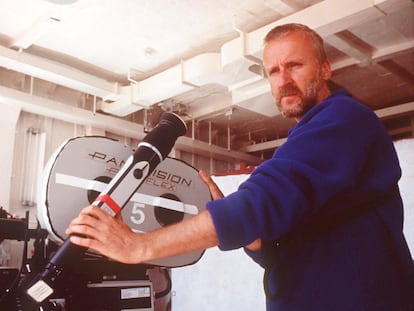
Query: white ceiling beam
xmin=229 ymin=0 xmax=408 ymax=106
xmin=377 ymin=60 xmax=414 ymax=86
xmin=240 ymin=137 xmax=287 ymax=153
xmin=374 ymin=101 xmax=414 ymax=119
xmin=187 ymin=96 xmax=234 ymax=121
xmin=264 ymin=0 xmax=304 ymax=16
xmin=280 ymin=0 xmax=304 ymax=11
xmin=176 ymin=137 xmax=262 ymax=165
xmin=374 ymin=0 xmax=413 ymax=14
xmin=0 ymin=85 xmax=146 ymax=139
xmin=0 ymin=45 xmax=121 ymax=101
xmin=9 ymin=16 xmax=61 ymax=49
xmin=241 ymin=102 xmax=414 ymax=153
xmin=372 ymin=39 xmax=414 ymax=61
xmin=248 ymin=0 xmax=392 ymax=60
xmin=388 ymin=125 xmax=413 ymax=137
xmin=330 ymin=58 xmax=359 ymax=72
xmin=0 ymin=85 xmax=261 ymax=164
xmin=330 ymin=39 xmax=414 ymax=72
xmin=325 ymin=30 xmax=375 ymax=66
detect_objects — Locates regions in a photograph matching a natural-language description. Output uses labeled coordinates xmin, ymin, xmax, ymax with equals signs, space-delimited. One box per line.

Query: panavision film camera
xmin=0 ymin=113 xmax=211 ymax=311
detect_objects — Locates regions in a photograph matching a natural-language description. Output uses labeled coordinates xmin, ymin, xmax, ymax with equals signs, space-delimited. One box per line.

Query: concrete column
xmin=0 ymin=102 xmax=21 ymax=211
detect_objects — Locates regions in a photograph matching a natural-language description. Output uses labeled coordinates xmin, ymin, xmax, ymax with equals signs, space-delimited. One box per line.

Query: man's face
xmin=263 ymin=31 xmax=331 ymax=120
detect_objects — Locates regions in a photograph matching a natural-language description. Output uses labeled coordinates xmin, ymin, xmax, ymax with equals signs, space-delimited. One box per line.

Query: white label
xmin=121 ymin=287 xmax=150 ymax=300
xmin=26 ymin=280 xmax=54 ymax=303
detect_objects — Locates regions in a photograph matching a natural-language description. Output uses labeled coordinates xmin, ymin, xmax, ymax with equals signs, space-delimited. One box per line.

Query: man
xmin=66 ymin=24 xmax=414 ymax=310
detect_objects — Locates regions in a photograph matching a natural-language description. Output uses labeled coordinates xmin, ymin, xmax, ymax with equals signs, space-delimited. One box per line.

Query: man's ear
xmin=321 ymin=60 xmax=332 ymax=81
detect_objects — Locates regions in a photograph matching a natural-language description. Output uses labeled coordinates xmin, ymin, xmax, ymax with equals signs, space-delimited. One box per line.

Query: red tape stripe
xmin=96 ymin=194 xmax=121 ymax=215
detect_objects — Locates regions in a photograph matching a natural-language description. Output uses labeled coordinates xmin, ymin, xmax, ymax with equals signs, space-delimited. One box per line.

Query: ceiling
xmin=0 ymin=0 xmax=413 ymax=166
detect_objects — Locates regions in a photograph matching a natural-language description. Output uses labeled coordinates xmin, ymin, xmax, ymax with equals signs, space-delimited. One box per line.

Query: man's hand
xmin=245 ymin=238 xmax=262 ymax=252
xmin=66 ymin=205 xmax=220 ymax=265
xmin=198 ymin=169 xmax=261 ymax=252
xmin=198 ymin=170 xmax=224 ymax=200
xmin=65 ymin=205 xmax=145 ymax=264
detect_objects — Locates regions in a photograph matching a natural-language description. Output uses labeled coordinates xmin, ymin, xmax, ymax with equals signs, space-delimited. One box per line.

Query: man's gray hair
xmin=264 ymin=23 xmax=327 ymax=64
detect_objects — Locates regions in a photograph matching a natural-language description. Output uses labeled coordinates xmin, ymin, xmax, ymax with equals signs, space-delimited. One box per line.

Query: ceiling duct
xmin=231 ymin=79 xmax=279 ymax=117
xmin=0 ymin=0 xmax=410 ymax=119
xmin=98 ymin=48 xmax=266 ymax=117
xmin=99 ymin=53 xmax=231 ymax=116
xmin=0 ymin=45 xmax=121 ymax=101
xmin=220 ymin=34 xmax=264 ymax=91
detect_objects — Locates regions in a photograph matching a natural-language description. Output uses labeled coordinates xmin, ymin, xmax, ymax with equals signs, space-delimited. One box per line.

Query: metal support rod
xmin=93 ymin=95 xmax=97 ymax=115
xmin=210 ymin=148 xmax=214 ymax=175
xmin=208 ymin=121 xmax=212 ymax=145
xmin=30 ymin=76 xmax=34 ymax=96
xmin=192 ymin=120 xmax=195 ymax=140
xmin=227 ymin=126 xmax=231 ymax=151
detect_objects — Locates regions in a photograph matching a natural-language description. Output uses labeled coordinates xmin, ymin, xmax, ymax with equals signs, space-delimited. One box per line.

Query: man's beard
xmin=276 ymin=76 xmax=322 ymax=119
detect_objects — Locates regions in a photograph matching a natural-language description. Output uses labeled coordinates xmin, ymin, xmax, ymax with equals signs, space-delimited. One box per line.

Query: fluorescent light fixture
xmin=20 ymin=128 xmax=46 ymax=207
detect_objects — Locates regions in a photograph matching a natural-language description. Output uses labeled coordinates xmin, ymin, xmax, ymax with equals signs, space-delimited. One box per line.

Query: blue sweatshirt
xmin=207 ymin=90 xmax=414 ymax=310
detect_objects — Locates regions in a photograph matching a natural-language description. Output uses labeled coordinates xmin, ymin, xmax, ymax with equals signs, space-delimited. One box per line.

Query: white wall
xmin=0 ymin=102 xmax=21 ymax=210
xmin=395 ymin=139 xmax=414 ymax=253
xmin=172 ymin=139 xmax=414 ymax=310
xmin=0 ymin=103 xmax=21 ymax=267
xmin=171 ymin=175 xmax=266 ymax=311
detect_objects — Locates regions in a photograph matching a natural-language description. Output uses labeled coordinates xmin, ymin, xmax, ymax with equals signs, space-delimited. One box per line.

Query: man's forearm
xmin=137 ymin=210 xmax=220 ymax=263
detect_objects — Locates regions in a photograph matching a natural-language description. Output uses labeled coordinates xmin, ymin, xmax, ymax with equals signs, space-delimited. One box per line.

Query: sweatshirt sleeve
xmin=207 ymin=94 xmax=401 ymax=251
